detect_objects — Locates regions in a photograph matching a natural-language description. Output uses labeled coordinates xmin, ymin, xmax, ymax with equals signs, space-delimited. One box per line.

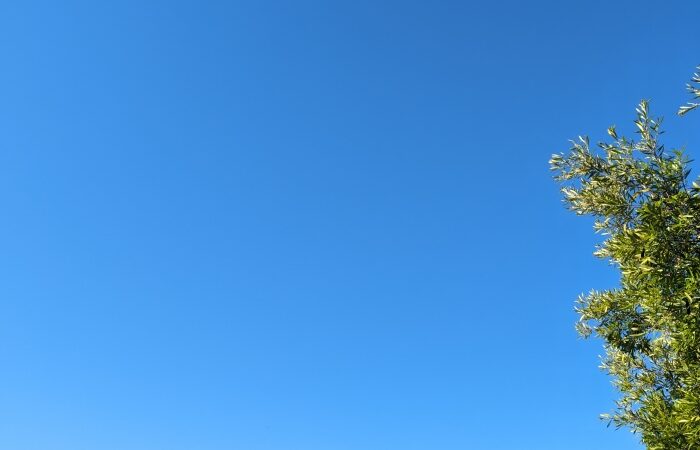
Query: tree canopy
xmin=551 ymin=67 xmax=700 ymax=449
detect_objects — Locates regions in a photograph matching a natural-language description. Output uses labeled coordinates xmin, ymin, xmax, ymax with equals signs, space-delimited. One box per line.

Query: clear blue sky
xmin=0 ymin=1 xmax=698 ymax=449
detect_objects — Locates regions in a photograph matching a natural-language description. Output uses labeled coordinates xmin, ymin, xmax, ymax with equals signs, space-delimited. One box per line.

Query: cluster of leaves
xmin=551 ymin=68 xmax=700 ymax=449
xmin=679 ymin=67 xmax=700 ymax=116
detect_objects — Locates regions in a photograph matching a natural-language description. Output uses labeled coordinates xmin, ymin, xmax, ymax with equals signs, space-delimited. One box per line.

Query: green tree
xmin=551 ymin=67 xmax=700 ymax=449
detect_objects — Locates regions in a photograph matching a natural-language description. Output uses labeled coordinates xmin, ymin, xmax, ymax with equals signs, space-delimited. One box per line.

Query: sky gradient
xmin=0 ymin=1 xmax=699 ymax=449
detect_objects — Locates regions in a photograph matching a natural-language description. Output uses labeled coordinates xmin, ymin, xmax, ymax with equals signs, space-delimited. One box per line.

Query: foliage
xmin=679 ymin=66 xmax=700 ymax=117
xmin=550 ymin=67 xmax=700 ymax=449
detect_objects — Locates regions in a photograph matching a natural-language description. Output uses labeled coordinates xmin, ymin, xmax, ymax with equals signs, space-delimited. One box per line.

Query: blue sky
xmin=0 ymin=1 xmax=698 ymax=449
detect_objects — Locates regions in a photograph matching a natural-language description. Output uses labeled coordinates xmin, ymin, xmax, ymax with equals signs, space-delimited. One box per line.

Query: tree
xmin=550 ymin=67 xmax=700 ymax=449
